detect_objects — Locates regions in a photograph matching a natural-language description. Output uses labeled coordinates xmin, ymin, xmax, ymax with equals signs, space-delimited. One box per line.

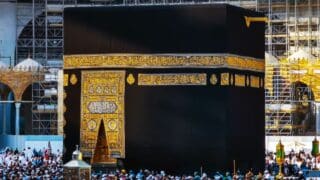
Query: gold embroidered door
xmin=80 ymin=71 xmax=125 ymax=164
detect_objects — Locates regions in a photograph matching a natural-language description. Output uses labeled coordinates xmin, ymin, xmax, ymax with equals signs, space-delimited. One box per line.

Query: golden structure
xmin=80 ymin=71 xmax=125 ymax=163
xmin=274 ymin=59 xmax=320 ymax=101
xmin=265 ymin=54 xmax=320 ymax=135
xmin=0 ymin=70 xmax=42 ymax=101
xmin=0 ymin=67 xmax=45 ymax=135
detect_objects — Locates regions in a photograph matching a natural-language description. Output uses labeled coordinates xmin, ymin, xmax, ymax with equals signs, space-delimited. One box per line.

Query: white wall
xmin=0 ymin=2 xmax=16 ymax=66
xmin=25 ymin=136 xmax=63 ymax=154
xmin=0 ymin=135 xmax=63 ymax=154
xmin=265 ymin=136 xmax=317 ymax=153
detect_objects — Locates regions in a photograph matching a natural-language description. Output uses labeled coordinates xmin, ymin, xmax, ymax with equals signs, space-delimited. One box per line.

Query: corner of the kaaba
xmin=63 ymin=3 xmax=265 ymax=173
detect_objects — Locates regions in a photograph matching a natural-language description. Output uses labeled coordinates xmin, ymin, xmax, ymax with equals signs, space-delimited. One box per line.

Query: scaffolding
xmin=16 ymin=0 xmax=64 ymax=135
xmin=15 ymin=0 xmax=320 ymax=136
xmin=265 ymin=55 xmax=320 ymax=136
xmin=257 ymin=0 xmax=320 ymax=58
xmin=265 ymin=64 xmax=293 ymax=135
xmin=31 ymin=69 xmax=58 ymax=134
xmin=15 ymin=0 xmax=320 ymax=61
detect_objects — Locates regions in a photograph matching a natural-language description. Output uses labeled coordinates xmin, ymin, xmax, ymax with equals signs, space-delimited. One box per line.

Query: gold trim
xmin=63 ymin=74 xmax=69 ymax=86
xmin=221 ymin=73 xmax=229 ymax=86
xmin=235 ymin=74 xmax=245 ymax=87
xmin=210 ymin=74 xmax=218 ymax=85
xmin=138 ymin=73 xmax=207 ymax=86
xmin=126 ymin=74 xmax=135 ymax=85
xmin=64 ymin=54 xmax=264 ymax=72
xmin=250 ymin=76 xmax=260 ymax=88
xmin=70 ymin=74 xmax=78 ymax=85
xmin=244 ymin=16 xmax=268 ymax=28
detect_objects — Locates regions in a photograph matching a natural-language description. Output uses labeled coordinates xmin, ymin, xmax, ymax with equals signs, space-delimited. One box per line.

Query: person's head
xmin=193 ymin=171 xmax=198 ymax=176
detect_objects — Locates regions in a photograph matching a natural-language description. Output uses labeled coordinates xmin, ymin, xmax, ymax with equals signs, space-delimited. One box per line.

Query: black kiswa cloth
xmin=64 ymin=4 xmax=265 ymax=59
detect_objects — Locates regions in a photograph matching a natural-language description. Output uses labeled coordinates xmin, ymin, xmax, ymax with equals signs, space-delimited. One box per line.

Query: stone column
xmin=15 ymin=102 xmax=21 ymax=135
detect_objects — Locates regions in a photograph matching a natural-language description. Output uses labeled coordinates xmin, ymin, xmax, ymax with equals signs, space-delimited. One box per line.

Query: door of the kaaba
xmin=80 ymin=71 xmax=125 ymax=164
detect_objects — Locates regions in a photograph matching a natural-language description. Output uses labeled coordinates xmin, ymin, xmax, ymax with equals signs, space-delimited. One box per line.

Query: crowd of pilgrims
xmin=0 ymin=146 xmax=318 ymax=179
xmin=91 ymin=169 xmax=306 ymax=180
xmin=0 ymin=147 xmax=63 ymax=179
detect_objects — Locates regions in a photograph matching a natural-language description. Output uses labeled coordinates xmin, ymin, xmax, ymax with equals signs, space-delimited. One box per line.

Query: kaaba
xmin=63 ymin=4 xmax=265 ymax=172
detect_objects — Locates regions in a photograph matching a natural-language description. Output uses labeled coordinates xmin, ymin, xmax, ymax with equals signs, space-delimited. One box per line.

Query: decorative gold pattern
xmin=0 ymin=70 xmax=43 ymax=101
xmin=64 ymin=54 xmax=264 ymax=72
xmin=126 ymin=74 xmax=135 ymax=85
xmin=210 ymin=74 xmax=218 ymax=85
xmin=70 ymin=74 xmax=78 ymax=85
xmin=63 ymin=74 xmax=69 ymax=86
xmin=87 ymin=120 xmax=97 ymax=130
xmin=221 ymin=73 xmax=229 ymax=86
xmin=138 ymin=73 xmax=207 ymax=86
xmin=250 ymin=76 xmax=260 ymax=88
xmin=226 ymin=57 xmax=264 ymax=72
xmin=108 ymin=120 xmax=118 ymax=130
xmin=235 ymin=74 xmax=245 ymax=87
xmin=81 ymin=71 xmax=125 ymax=160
